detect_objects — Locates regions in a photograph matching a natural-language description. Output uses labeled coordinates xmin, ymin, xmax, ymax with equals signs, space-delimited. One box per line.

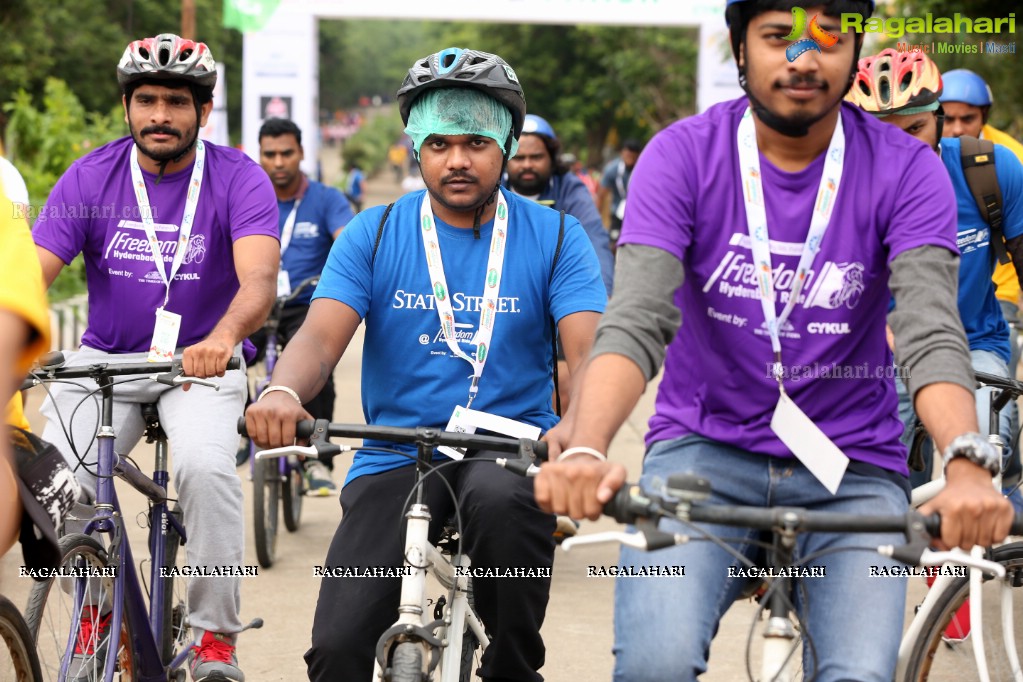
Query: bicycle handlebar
xmin=237 ymin=417 xmax=548 ymax=463
xmin=21 ymin=351 xmax=242 ymax=389
xmin=600 ymin=475 xmax=1023 ymax=541
xmin=974 ymin=370 xmax=1023 ymax=398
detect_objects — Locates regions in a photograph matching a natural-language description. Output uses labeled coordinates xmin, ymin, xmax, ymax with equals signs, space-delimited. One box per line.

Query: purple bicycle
xmin=20 ymin=353 xmax=254 ymax=682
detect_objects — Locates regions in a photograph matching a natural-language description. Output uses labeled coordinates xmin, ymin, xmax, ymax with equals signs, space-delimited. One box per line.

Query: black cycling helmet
xmin=117 ymin=34 xmax=218 ymax=91
xmin=396 ymin=48 xmax=526 ymax=139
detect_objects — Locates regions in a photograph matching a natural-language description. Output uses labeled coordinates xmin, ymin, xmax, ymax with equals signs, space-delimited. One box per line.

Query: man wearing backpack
xmin=847 ymin=50 xmax=1023 ymax=491
xmin=244 ymin=47 xmax=606 ymax=681
xmin=940 ymin=69 xmax=1023 ymax=500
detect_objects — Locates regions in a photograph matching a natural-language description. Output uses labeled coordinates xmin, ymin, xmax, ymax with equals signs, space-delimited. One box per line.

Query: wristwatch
xmin=941 ymin=432 xmax=1000 ymax=477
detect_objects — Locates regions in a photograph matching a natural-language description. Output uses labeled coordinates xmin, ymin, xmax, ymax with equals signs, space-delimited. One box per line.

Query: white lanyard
xmin=419 ymin=190 xmax=510 ymax=407
xmin=280 ymin=199 xmax=301 ymax=255
xmin=130 ymin=140 xmax=206 ymax=308
xmin=736 ymin=107 xmax=845 ymax=383
xmin=279 ymin=177 xmax=308 ymax=256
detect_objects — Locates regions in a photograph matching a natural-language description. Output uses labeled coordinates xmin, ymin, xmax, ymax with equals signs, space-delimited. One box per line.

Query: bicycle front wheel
xmin=252 ymin=456 xmax=280 ymax=568
xmin=159 ymin=505 xmax=191 ymax=669
xmin=281 ymin=456 xmax=303 ymax=533
xmin=388 ymin=641 xmax=425 ymax=682
xmin=0 ymin=594 xmax=42 ymax=682
xmin=24 ymin=533 xmax=137 ymax=681
xmin=902 ymin=542 xmax=1023 ymax=681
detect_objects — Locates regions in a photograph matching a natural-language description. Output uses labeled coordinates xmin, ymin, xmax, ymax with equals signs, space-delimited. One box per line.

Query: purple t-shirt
xmin=619 ymin=98 xmax=958 ymax=474
xmin=34 ymin=137 xmax=278 ymax=353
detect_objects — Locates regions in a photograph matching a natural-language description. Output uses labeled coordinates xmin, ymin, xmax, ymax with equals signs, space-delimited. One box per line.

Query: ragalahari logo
xmin=783 ymin=7 xmax=839 ymax=62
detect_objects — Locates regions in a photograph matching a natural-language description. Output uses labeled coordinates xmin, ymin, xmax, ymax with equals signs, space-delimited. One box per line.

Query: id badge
xmin=277 ymin=270 xmax=292 ymax=298
xmin=438 ymin=406 xmax=542 ymax=460
xmin=148 ymin=308 xmax=182 ymax=363
xmin=770 ymin=390 xmax=848 ymax=494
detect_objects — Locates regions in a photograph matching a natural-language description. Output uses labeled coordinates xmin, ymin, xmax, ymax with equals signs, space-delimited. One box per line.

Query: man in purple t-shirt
xmin=535 ymin=1 xmax=1014 ymax=680
xmin=32 ymin=35 xmax=278 ymax=682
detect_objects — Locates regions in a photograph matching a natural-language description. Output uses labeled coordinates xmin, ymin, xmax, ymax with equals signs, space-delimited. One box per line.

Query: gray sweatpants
xmin=40 ymin=345 xmax=247 ymax=637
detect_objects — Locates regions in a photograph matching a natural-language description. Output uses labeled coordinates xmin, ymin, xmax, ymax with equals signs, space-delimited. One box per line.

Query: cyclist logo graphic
xmin=182 ymin=234 xmax=206 ymax=265
xmin=784 ymin=7 xmax=840 ymax=62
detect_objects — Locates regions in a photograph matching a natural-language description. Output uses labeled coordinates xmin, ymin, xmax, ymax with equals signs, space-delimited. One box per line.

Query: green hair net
xmin=405 ymin=88 xmax=518 ymax=158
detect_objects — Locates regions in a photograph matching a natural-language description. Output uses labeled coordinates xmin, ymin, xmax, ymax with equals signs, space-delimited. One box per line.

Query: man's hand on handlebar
xmin=920 ymin=457 xmax=1015 ymax=551
xmin=245 ymin=392 xmax=313 ymax=449
xmin=534 ymin=457 xmax=627 ymax=522
xmin=182 ymin=332 xmax=236 ymax=387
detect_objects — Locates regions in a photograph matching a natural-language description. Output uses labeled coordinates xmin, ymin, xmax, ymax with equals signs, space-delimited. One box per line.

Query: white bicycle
xmin=241 ymin=418 xmax=546 ymax=682
xmin=563 ymin=472 xmax=1023 ymax=682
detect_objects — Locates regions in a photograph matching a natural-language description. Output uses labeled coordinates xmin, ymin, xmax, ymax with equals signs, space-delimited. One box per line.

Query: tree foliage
xmin=318 ymin=21 xmax=698 ymax=167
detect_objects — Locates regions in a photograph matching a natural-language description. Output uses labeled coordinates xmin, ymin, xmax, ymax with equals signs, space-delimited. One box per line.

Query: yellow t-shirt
xmin=1 ymin=185 xmax=51 ymax=430
xmin=985 ymin=125 xmax=1023 ymax=306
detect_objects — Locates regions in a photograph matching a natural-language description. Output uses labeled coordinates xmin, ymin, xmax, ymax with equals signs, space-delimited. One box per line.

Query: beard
xmin=508 ymin=169 xmax=549 ymax=195
xmin=129 ymin=122 xmax=196 ymax=163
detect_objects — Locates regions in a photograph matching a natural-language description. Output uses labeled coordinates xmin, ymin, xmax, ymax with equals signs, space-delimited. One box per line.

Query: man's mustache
xmin=140 ymin=125 xmax=182 ymax=138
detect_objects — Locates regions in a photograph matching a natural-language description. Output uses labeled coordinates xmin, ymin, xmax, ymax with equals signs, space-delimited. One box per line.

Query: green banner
xmin=223 ymin=0 xmax=281 ymax=33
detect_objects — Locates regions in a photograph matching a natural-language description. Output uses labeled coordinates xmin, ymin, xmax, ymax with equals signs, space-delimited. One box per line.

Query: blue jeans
xmin=612 ymin=436 xmax=909 ymax=682
xmin=898 ymin=349 xmax=1013 ymax=488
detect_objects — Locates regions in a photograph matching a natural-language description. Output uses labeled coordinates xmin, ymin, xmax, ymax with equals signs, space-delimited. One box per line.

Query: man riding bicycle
xmin=31 ymin=34 xmax=279 ymax=682
xmin=254 ymin=118 xmax=353 ymax=495
xmin=245 ymin=47 xmax=606 ymax=681
xmin=534 ymin=2 xmax=1014 ymax=680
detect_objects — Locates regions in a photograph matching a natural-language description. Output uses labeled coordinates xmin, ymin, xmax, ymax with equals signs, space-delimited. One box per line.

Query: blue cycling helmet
xmin=939 ymin=69 xmax=993 ymax=107
xmin=521 ymin=114 xmax=556 ymax=140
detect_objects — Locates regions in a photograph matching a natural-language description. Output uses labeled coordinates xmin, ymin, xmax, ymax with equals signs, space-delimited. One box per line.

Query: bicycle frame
xmin=369 ymin=444 xmax=490 ymax=681
xmin=67 ymin=372 xmax=187 ymax=682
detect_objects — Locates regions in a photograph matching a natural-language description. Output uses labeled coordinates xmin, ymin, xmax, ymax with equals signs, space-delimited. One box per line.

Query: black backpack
xmin=960 ymin=136 xmax=1008 ymax=264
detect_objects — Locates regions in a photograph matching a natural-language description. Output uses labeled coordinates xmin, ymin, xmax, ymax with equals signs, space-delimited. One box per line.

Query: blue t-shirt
xmin=279 ymin=179 xmax=353 ymax=306
xmin=940 ymin=137 xmax=1023 ymax=363
xmin=313 ymin=190 xmax=607 ymax=484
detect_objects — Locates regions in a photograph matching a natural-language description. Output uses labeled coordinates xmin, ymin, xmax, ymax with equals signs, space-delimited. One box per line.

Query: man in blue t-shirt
xmin=344 ymin=162 xmax=364 ymax=213
xmin=245 ymin=48 xmax=605 ymax=681
xmin=256 ymin=118 xmax=354 ymax=494
xmin=846 ymin=50 xmax=1023 ymax=490
xmin=598 ymin=138 xmax=643 ymax=247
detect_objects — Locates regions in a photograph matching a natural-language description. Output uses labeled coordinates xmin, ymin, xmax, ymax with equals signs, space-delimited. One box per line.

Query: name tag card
xmin=770 ymin=391 xmax=848 ymax=494
xmin=148 ymin=308 xmax=181 ymax=363
xmin=439 ymin=406 xmax=541 ymax=460
xmin=277 ymin=270 xmax=292 ymax=298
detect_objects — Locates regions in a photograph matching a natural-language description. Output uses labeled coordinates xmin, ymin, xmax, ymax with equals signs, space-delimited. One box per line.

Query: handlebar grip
xmin=237 ymin=416 xmax=248 ymax=437
xmin=920 ymin=512 xmax=1023 ymax=540
xmin=603 ymin=483 xmax=658 ymax=525
xmin=226 ymin=357 xmax=242 ymax=371
xmin=534 ymin=441 xmax=548 ymax=461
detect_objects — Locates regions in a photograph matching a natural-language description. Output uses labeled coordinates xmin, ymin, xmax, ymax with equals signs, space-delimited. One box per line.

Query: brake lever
xmin=255 ymin=443 xmax=351 ymax=460
xmin=876 ymin=545 xmax=1007 ymax=579
xmin=152 ymin=372 xmax=220 ymax=391
xmin=562 ymin=528 xmax=687 ymax=552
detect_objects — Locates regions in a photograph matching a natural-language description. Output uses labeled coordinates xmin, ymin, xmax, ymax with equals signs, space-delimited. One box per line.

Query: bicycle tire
xmin=902 ymin=542 xmax=1023 ymax=681
xmin=457 ymin=629 xmax=481 ymax=682
xmin=0 ymin=594 xmax=43 ymax=682
xmin=25 ymin=533 xmax=137 ymax=681
xmin=388 ymin=642 xmax=424 ymax=682
xmin=253 ymin=456 xmax=280 ymax=568
xmin=281 ymin=456 xmax=303 ymax=533
xmin=159 ymin=505 xmax=191 ymax=668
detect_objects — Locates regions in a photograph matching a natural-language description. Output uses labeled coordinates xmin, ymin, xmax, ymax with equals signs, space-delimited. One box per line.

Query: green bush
xmin=341 ymin=109 xmax=405 ymax=176
xmin=4 ymin=78 xmax=125 ymax=301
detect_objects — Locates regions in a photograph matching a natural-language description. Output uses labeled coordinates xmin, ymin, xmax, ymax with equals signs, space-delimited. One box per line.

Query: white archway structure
xmin=241 ymin=0 xmax=743 ymax=175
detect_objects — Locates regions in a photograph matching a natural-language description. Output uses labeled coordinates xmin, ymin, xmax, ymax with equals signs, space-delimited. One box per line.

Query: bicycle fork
xmin=761 ymin=529 xmax=799 ymax=682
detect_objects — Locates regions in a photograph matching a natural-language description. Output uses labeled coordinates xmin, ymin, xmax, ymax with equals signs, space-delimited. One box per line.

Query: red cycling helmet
xmin=847 ymin=48 xmax=942 ymax=115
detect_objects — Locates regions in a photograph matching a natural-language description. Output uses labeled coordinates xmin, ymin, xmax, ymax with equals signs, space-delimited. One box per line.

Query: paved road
xmin=0 ymin=169 xmax=963 ymax=681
